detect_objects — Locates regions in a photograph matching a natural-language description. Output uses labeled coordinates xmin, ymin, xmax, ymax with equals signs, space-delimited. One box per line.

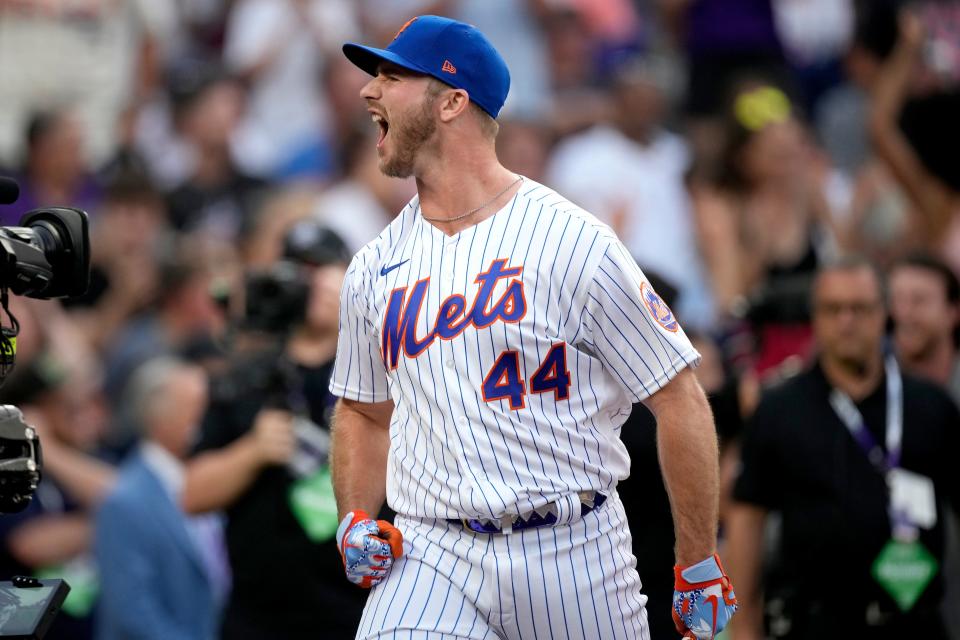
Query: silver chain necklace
xmin=420 ymin=176 xmax=523 ymax=223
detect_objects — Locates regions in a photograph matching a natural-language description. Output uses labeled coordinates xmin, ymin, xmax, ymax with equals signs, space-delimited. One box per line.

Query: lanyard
xmin=828 ymin=355 xmax=903 ymax=475
xmin=829 ymin=355 xmax=915 ymax=537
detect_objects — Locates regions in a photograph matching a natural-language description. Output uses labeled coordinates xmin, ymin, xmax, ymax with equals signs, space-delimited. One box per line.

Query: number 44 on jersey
xmin=381 ymin=258 xmax=572 ymax=411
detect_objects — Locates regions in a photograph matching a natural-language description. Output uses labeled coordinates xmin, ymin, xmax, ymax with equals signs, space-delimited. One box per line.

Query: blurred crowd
xmin=0 ymin=0 xmax=959 ymax=638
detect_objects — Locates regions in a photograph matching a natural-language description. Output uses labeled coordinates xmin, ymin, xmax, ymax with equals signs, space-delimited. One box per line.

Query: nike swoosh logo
xmin=705 ymin=594 xmax=719 ymax=634
xmin=380 ymin=260 xmax=410 ymax=277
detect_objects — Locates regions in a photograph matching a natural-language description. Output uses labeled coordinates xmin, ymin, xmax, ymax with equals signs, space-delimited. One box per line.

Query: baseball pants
xmin=355 ymin=491 xmax=650 ymax=639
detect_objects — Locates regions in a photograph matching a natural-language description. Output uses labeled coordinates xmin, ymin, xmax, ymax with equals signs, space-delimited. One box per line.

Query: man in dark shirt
xmin=726 ymin=257 xmax=960 ymax=639
xmin=182 ymin=223 xmax=369 ymax=639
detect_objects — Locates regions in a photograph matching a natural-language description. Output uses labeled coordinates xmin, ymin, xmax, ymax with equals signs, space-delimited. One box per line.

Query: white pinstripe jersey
xmin=330 ymin=178 xmax=700 ymax=521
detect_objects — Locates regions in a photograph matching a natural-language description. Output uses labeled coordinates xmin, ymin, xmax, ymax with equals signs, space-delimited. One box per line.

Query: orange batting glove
xmin=672 ymin=554 xmax=738 ymax=639
xmin=336 ymin=510 xmax=404 ymax=588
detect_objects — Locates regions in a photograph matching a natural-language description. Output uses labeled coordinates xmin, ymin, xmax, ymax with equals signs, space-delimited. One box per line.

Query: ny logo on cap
xmin=441 ymin=60 xmax=457 ymax=74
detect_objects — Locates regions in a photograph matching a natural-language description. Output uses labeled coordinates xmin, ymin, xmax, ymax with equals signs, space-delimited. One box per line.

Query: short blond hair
xmin=472 ymin=103 xmax=499 ymax=140
xmin=427 ymin=78 xmax=499 ymax=140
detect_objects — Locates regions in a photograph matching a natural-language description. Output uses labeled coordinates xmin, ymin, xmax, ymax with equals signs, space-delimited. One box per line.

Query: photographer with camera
xmin=182 ymin=220 xmax=371 ymax=639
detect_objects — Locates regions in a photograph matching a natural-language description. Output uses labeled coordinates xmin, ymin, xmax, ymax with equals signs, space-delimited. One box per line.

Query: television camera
xmin=0 ymin=176 xmax=90 ymax=515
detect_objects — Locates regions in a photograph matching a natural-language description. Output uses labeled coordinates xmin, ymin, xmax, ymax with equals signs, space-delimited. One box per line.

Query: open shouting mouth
xmin=371 ymin=111 xmax=389 ymax=148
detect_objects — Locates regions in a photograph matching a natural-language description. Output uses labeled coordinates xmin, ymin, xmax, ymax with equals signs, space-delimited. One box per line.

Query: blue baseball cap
xmin=343 ymin=15 xmax=510 ymax=119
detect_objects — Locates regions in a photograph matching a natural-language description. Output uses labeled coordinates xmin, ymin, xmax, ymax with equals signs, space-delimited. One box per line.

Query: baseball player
xmin=330 ymin=15 xmax=737 ymax=640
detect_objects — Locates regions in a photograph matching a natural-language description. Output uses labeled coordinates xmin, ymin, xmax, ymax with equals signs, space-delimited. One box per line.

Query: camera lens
xmin=27 ymin=220 xmax=64 ymax=256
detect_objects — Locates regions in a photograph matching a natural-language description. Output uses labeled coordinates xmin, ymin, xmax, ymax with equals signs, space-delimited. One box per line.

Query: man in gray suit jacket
xmin=95 ymin=358 xmax=227 ymax=640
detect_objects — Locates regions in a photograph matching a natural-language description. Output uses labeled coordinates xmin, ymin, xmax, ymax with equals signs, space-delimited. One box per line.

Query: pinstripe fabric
xmin=356 ymin=492 xmax=649 ymax=640
xmin=331 ymin=178 xmax=697 ymax=637
xmin=330 ymin=178 xmax=700 ymax=522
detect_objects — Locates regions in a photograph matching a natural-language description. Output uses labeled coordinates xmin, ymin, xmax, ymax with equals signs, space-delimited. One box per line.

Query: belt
xmin=448 ymin=492 xmax=607 ymax=534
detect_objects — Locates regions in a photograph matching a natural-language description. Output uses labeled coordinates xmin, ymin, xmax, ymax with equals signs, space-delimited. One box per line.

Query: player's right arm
xmin=328 ymin=251 xmax=403 ymax=587
xmin=328 ymin=252 xmax=394 ymax=518
xmin=330 ymin=397 xmax=402 ymax=589
xmin=331 ymin=397 xmax=393 ymax=519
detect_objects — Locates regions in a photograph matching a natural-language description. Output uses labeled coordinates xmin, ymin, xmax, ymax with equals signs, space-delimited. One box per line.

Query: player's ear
xmin=437 ymin=88 xmax=470 ymax=124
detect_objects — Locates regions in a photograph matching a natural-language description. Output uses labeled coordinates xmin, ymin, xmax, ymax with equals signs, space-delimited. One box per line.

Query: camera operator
xmin=182 ymin=221 xmax=371 ymax=639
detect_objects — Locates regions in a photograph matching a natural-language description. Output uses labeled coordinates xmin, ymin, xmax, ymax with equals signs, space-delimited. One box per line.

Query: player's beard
xmin=380 ymin=95 xmax=437 ymax=178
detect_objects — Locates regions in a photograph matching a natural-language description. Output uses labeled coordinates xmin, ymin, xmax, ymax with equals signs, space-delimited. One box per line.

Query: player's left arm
xmin=646 ymin=369 xmax=738 ymax=639
xmin=644 ymin=368 xmax=718 ymax=565
xmin=576 ymin=235 xmax=737 ymax=637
